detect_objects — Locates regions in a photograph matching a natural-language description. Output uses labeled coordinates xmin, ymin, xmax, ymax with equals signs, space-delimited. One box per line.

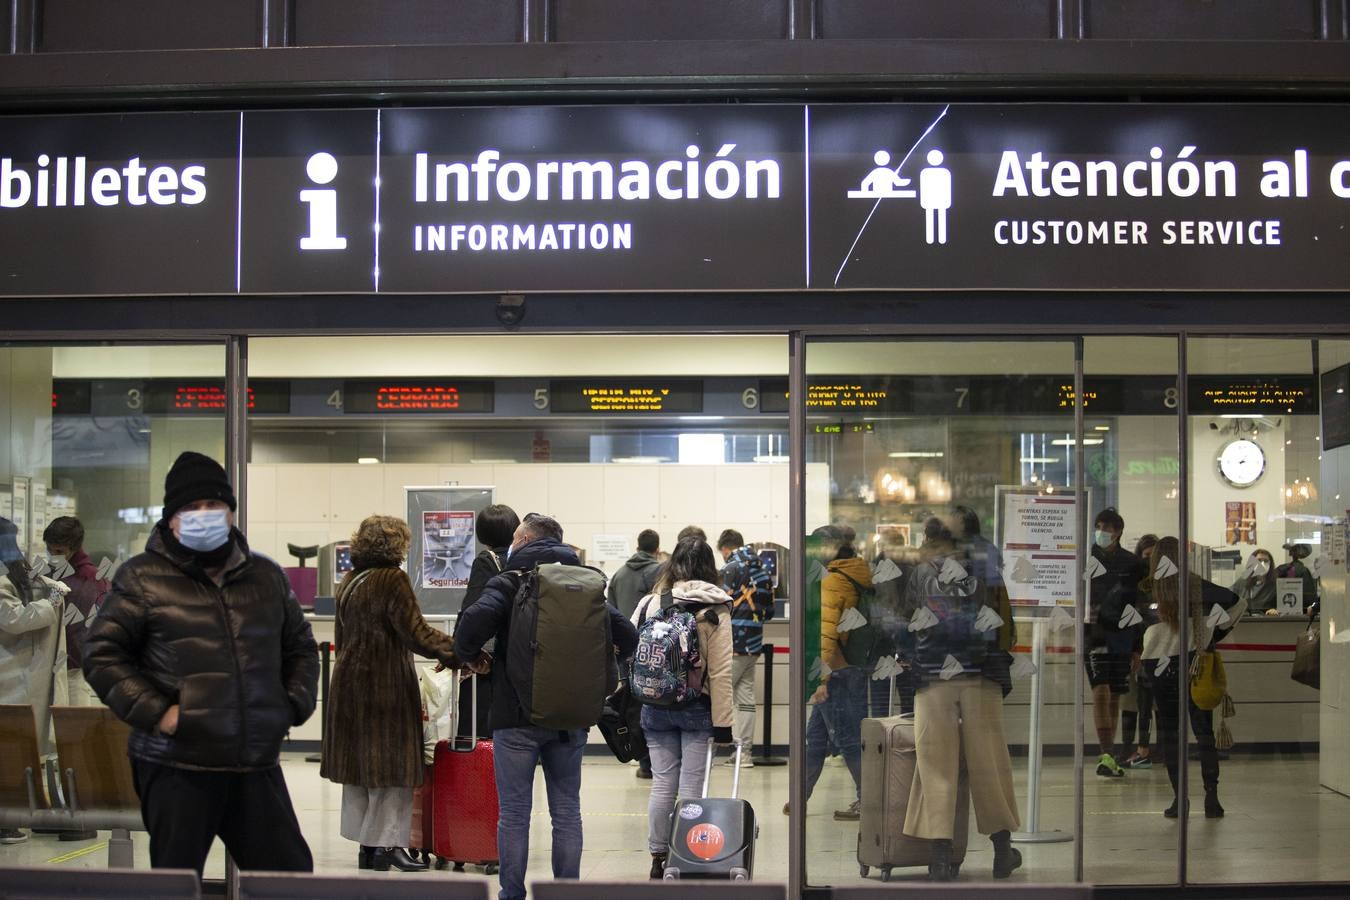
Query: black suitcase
xmin=663 ymin=740 xmax=758 ymax=881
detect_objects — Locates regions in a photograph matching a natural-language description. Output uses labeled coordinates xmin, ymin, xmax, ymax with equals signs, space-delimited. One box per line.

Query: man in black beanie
xmin=83 ymin=451 xmax=319 ymax=876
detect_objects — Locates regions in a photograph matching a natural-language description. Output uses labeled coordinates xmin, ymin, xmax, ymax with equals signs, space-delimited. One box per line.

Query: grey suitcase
xmin=857 ymin=713 xmax=970 ymax=882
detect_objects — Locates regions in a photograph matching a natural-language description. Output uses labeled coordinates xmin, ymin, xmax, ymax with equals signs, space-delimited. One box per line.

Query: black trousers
xmin=132 ymin=759 xmax=313 ymax=875
xmin=1146 ymin=659 xmax=1219 ymax=796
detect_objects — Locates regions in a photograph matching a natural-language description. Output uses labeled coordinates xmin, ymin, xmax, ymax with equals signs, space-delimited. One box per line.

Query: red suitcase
xmin=431 ymin=674 xmax=499 ymax=874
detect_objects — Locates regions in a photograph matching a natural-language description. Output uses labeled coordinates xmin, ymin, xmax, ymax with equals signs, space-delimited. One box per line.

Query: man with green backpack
xmin=453 ymin=513 xmax=639 ymax=900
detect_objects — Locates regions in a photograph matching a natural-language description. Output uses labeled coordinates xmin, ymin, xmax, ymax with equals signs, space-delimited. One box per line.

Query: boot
xmin=991 ymin=830 xmax=1023 ymax=879
xmin=928 ymin=839 xmax=955 ymax=881
xmin=650 ymin=852 xmax=668 ymax=879
xmin=372 ymin=846 xmax=429 ymax=872
xmin=1204 ymin=788 xmax=1225 ymax=819
xmin=358 ymin=845 xmax=375 ymax=869
xmin=1163 ymin=797 xmax=1189 ymax=819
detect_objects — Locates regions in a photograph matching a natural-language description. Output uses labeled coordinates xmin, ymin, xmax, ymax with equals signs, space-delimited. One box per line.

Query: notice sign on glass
xmin=549 ymin=379 xmax=702 ymax=414
xmin=998 ymin=489 xmax=1080 ymax=608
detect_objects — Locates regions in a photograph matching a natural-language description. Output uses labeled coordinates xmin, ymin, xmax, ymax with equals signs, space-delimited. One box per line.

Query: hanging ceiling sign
xmin=2 ymin=104 xmax=1349 ymax=296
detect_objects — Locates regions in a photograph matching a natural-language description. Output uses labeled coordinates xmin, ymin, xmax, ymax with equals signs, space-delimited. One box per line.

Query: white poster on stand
xmin=997 ymin=488 xmax=1080 ymax=609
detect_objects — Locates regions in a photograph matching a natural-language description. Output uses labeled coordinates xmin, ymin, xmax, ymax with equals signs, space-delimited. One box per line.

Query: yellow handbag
xmin=1189 ymin=649 xmax=1228 ymax=711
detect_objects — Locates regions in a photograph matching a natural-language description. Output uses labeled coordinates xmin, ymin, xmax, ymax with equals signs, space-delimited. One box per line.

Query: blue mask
xmin=177 ymin=509 xmax=231 ymax=552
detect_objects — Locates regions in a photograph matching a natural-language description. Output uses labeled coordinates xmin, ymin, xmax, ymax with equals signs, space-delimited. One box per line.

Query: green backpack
xmin=506 ymin=563 xmax=616 ymax=730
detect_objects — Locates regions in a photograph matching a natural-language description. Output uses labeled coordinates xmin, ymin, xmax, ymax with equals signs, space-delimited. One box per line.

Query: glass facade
xmin=1 ymin=331 xmax=1348 ymax=893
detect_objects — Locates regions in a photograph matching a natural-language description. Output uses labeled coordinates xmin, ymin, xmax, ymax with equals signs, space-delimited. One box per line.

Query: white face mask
xmin=177 ymin=508 xmax=231 ymax=552
xmin=1253 ymin=560 xmax=1271 ymax=577
xmin=1094 ymin=529 xmax=1115 ymax=549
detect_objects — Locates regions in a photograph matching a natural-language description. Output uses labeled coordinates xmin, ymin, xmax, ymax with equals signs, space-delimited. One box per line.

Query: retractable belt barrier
xmin=305 ymin=641 xmax=333 ymax=764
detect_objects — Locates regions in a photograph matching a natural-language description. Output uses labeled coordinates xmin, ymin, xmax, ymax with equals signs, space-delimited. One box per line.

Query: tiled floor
xmin=4 ymin=750 xmax=1350 ymax=893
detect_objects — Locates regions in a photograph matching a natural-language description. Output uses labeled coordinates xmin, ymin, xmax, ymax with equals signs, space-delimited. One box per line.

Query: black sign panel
xmin=51 ymin=380 xmax=91 ymax=415
xmin=763 ymin=374 xmax=1184 ymax=416
xmin=379 ymin=106 xmax=805 ymax=292
xmin=1323 ymin=366 xmax=1350 ymax=451
xmin=5 ymin=104 xmax=1350 ymax=295
xmin=0 ymin=112 xmax=238 ymax=295
xmin=1188 ymin=375 xmax=1317 ymax=415
xmin=548 ymin=379 xmax=703 ymax=414
xmin=810 ymin=104 xmax=1350 ymax=291
xmin=342 ymin=379 xmax=494 ymax=414
xmin=239 ymin=110 xmax=378 ymax=294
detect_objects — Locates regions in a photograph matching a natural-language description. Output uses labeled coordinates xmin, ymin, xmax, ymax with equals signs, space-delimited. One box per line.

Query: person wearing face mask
xmin=1232 ymin=548 xmax=1277 ymax=615
xmin=82 ymin=452 xmax=319 ymax=876
xmin=1085 ymin=508 xmax=1148 ymax=779
xmin=43 ymin=516 xmax=109 ymax=708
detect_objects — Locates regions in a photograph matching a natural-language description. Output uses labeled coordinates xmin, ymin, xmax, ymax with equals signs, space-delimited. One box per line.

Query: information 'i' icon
xmin=299 ymin=152 xmax=348 ymax=251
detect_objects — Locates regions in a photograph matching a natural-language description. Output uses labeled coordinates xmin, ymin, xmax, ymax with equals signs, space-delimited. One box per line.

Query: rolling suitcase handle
xmin=449 ymin=671 xmax=480 ymax=752
xmin=700 ymin=738 xmax=745 ymax=800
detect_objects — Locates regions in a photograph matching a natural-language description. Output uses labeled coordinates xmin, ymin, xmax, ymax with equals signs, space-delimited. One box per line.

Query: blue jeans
xmin=805 ymin=666 xmax=865 ymax=803
xmin=492 ymin=726 xmax=587 ymax=900
xmin=641 ymin=703 xmax=713 ymax=853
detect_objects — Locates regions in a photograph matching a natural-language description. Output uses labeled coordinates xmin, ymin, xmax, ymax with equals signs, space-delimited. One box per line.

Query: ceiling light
xmin=469 ymin=458 xmax=519 ymax=464
xmin=1020 ymin=457 xmax=1061 ymax=464
xmin=358 ymin=457 xmax=380 ymax=465
xmin=752 ymin=455 xmax=791 ymax=463
xmin=1050 ymin=438 xmax=1104 ymax=446
xmin=1093 ymin=425 xmax=1111 ymax=431
xmin=888 ymin=451 xmax=945 ymax=458
xmin=1219 ymin=414 xmax=1264 ymax=419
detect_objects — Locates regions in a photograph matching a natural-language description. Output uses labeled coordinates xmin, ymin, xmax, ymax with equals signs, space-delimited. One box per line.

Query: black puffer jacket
xmin=83 ymin=525 xmax=319 ymax=771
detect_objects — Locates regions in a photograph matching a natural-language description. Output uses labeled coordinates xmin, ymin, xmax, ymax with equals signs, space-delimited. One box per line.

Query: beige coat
xmin=633 ymin=579 xmax=734 ymax=730
xmin=0 ymin=576 xmax=70 ymax=756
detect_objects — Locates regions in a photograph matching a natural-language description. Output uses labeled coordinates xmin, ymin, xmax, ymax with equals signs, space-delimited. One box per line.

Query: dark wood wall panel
xmin=819 ymin=0 xmax=1055 ymax=39
xmin=1087 ymin=0 xmax=1319 ymax=39
xmin=40 ymin=0 xmax=258 ymax=51
xmin=294 ymin=0 xmax=522 ymax=46
xmin=553 ymin=0 xmax=788 ymax=41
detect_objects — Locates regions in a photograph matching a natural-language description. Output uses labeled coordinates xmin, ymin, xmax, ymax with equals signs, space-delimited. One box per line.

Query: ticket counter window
xmin=1 ymin=343 xmax=226 ymax=873
xmin=245 ymin=333 xmax=794 ymax=884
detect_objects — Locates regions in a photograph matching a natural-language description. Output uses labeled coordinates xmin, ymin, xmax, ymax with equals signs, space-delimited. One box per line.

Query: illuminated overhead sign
xmin=1188 ymin=376 xmax=1317 ymax=415
xmin=3 ymin=104 xmax=1350 ymax=295
xmin=548 ymin=379 xmax=703 ymax=414
xmin=342 ymin=379 xmax=494 ymax=414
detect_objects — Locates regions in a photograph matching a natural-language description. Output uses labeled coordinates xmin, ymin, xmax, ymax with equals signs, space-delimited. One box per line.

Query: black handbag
xmin=1291 ymin=613 xmax=1320 ymax=690
xmin=596 ymin=683 xmax=647 ymax=763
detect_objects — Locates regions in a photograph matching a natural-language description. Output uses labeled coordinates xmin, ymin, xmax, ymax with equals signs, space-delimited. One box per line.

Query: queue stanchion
xmin=1012 ymin=617 xmax=1070 ymax=844
xmin=752 ymin=644 xmax=787 ymax=766
xmin=305 ymin=641 xmax=332 ymax=764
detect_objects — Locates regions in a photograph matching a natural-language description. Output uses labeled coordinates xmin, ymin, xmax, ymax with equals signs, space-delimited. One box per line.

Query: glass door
xmin=799 ymin=337 xmax=1083 ymax=886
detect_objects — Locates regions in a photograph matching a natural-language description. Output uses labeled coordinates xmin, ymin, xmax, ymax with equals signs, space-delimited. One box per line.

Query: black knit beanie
xmin=163 ymin=452 xmax=237 ymax=522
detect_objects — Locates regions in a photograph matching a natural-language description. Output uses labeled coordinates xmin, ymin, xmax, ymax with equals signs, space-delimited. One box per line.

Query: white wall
xmin=246 ymin=460 xmax=829 ymax=570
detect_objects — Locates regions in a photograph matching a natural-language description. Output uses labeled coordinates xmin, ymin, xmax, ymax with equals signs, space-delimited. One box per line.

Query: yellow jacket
xmin=821 ymin=556 xmax=873 ymax=676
